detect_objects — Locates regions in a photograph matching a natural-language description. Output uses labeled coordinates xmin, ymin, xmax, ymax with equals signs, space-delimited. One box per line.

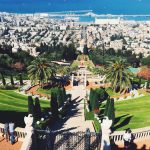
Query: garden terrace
xmin=0 ymin=90 xmax=50 ymax=127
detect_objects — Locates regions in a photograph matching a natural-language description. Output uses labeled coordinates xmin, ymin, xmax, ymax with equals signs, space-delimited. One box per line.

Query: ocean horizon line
xmin=1 ymin=10 xmax=150 ymax=17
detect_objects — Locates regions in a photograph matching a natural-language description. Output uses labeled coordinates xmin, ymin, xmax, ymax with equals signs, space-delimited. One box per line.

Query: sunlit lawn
xmin=105 ymin=93 xmax=150 ymax=131
xmin=0 ymin=90 xmax=50 ymax=127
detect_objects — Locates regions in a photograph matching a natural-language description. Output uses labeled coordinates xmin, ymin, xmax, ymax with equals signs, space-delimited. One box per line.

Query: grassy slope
xmin=37 ymin=88 xmax=51 ymax=95
xmin=0 ymin=90 xmax=50 ymax=127
xmin=113 ymin=93 xmax=150 ymax=131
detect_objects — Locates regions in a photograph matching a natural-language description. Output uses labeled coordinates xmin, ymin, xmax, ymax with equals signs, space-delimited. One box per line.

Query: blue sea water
xmin=0 ymin=0 xmax=150 ymax=14
xmin=1 ymin=0 xmax=150 ymax=21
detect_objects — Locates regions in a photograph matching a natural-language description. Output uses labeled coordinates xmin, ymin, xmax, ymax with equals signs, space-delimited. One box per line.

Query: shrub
xmin=10 ymin=75 xmax=14 ymax=86
xmin=89 ymin=89 xmax=94 ymax=111
xmin=95 ymin=88 xmax=109 ymax=102
xmin=0 ymin=85 xmax=17 ymax=90
xmin=1 ymin=73 xmax=6 ymax=86
xmin=61 ymin=87 xmax=67 ymax=102
xmin=93 ymin=118 xmax=101 ymax=133
xmin=92 ymin=91 xmax=99 ymax=112
xmin=19 ymin=73 xmax=23 ymax=85
xmin=85 ymin=108 xmax=94 ymax=120
xmin=146 ymin=78 xmax=150 ymax=89
xmin=50 ymin=91 xmax=58 ymax=117
xmin=104 ymin=98 xmax=115 ymax=123
xmin=28 ymin=96 xmax=34 ymax=116
xmin=34 ymin=97 xmax=42 ymax=121
xmin=57 ymin=88 xmax=63 ymax=108
xmin=34 ymin=118 xmax=51 ymax=130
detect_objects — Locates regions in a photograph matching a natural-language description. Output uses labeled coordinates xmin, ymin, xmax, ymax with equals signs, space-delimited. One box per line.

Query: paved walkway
xmin=51 ymin=86 xmax=94 ymax=132
xmin=0 ymin=136 xmax=22 ymax=150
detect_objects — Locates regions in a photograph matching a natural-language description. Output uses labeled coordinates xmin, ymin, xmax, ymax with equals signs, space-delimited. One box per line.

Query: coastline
xmin=1 ymin=11 xmax=150 ymax=22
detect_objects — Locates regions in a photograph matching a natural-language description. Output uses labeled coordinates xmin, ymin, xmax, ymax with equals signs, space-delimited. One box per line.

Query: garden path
xmin=50 ymin=85 xmax=95 ymax=132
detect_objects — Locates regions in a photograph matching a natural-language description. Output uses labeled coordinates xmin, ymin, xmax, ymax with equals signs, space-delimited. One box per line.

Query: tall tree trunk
xmin=10 ymin=74 xmax=14 ymax=86
xmin=1 ymin=73 xmax=6 ymax=86
xmin=19 ymin=73 xmax=23 ymax=86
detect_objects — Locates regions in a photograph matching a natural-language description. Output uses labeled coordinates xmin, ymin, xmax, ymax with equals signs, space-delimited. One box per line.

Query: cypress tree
xmin=89 ymin=89 xmax=94 ymax=111
xmin=10 ymin=75 xmax=14 ymax=86
xmin=92 ymin=91 xmax=99 ymax=111
xmin=61 ymin=87 xmax=67 ymax=102
xmin=28 ymin=96 xmax=34 ymax=116
xmin=1 ymin=73 xmax=6 ymax=86
xmin=19 ymin=73 xmax=23 ymax=85
xmin=34 ymin=97 xmax=42 ymax=121
xmin=139 ymin=77 xmax=141 ymax=88
xmin=146 ymin=78 xmax=150 ymax=89
xmin=108 ymin=98 xmax=115 ymax=122
xmin=104 ymin=98 xmax=110 ymax=116
xmin=57 ymin=88 xmax=63 ymax=108
xmin=50 ymin=91 xmax=58 ymax=117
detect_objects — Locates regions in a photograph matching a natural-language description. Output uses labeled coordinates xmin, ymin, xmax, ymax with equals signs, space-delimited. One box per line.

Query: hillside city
xmin=0 ymin=13 xmax=150 ymax=57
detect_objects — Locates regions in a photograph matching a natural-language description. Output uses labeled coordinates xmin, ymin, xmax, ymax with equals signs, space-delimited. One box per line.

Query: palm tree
xmin=106 ymin=59 xmax=132 ymax=93
xmin=27 ymin=57 xmax=54 ymax=88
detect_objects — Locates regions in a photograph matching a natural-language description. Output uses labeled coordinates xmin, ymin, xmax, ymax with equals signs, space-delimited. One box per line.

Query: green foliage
xmin=38 ymin=43 xmax=77 ymax=61
xmin=93 ymin=118 xmax=101 ymax=133
xmin=27 ymin=57 xmax=53 ymax=86
xmin=19 ymin=73 xmax=23 ymax=85
xmin=84 ymin=108 xmax=94 ymax=120
xmin=1 ymin=73 xmax=6 ymax=86
xmin=34 ymin=118 xmax=51 ymax=130
xmin=34 ymin=97 xmax=42 ymax=121
xmin=146 ymin=78 xmax=150 ymax=89
xmin=104 ymin=98 xmax=115 ymax=123
xmin=10 ymin=75 xmax=14 ymax=86
xmin=0 ymin=85 xmax=17 ymax=90
xmin=95 ymin=88 xmax=109 ymax=102
xmin=50 ymin=91 xmax=58 ymax=117
xmin=61 ymin=87 xmax=67 ymax=102
xmin=28 ymin=96 xmax=34 ymax=116
xmin=0 ymin=53 xmax=12 ymax=68
xmin=92 ymin=91 xmax=99 ymax=111
xmin=57 ymin=88 xmax=63 ymax=108
xmin=106 ymin=59 xmax=132 ymax=92
xmin=104 ymin=98 xmax=110 ymax=116
xmin=83 ymin=45 xmax=89 ymax=55
xmin=141 ymin=55 xmax=150 ymax=67
xmin=89 ymin=89 xmax=94 ymax=111
xmin=89 ymin=88 xmax=109 ymax=112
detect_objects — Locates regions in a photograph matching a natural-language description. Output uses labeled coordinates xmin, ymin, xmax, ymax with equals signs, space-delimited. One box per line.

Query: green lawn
xmin=113 ymin=93 xmax=150 ymax=131
xmin=37 ymin=88 xmax=51 ymax=95
xmin=0 ymin=90 xmax=50 ymax=127
xmin=106 ymin=87 xmax=120 ymax=97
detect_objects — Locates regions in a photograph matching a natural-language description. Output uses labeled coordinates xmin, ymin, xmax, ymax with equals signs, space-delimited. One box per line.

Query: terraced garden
xmin=0 ymin=90 xmax=50 ymax=127
xmin=86 ymin=92 xmax=150 ymax=131
xmin=113 ymin=93 xmax=150 ymax=131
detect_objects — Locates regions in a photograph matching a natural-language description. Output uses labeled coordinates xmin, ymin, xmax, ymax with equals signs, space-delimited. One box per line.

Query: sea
xmin=1 ymin=0 xmax=150 ymax=22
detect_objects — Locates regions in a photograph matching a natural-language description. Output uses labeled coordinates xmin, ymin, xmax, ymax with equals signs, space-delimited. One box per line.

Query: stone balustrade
xmin=110 ymin=126 xmax=150 ymax=142
xmin=0 ymin=123 xmax=26 ymax=142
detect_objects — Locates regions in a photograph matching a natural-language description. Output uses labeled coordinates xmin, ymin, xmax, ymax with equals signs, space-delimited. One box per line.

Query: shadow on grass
xmin=113 ymin=115 xmax=133 ymax=131
xmin=0 ymin=111 xmax=27 ymax=127
xmin=114 ymin=114 xmax=129 ymax=125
